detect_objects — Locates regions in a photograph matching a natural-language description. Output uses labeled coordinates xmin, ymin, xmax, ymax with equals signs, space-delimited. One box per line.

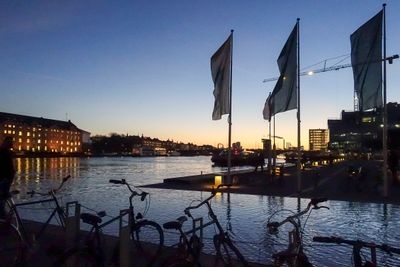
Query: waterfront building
xmin=328 ymin=102 xmax=400 ymax=153
xmin=0 ymin=112 xmax=89 ymax=155
xmin=309 ymin=129 xmax=329 ymax=151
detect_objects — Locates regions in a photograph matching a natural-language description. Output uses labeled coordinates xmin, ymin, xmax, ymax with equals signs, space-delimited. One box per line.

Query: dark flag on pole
xmin=351 ymin=10 xmax=383 ymax=111
xmin=263 ymin=23 xmax=298 ymax=121
xmin=211 ymin=33 xmax=232 ymax=120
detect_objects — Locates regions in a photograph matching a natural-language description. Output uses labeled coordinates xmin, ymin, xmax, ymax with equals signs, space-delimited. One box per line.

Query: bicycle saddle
xmin=163 ymin=216 xmax=187 ymax=230
xmin=80 ymin=213 xmax=102 ymax=225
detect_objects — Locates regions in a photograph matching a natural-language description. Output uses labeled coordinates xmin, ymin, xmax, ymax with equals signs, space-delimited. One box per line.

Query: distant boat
xmin=211 ymin=149 xmax=262 ymax=167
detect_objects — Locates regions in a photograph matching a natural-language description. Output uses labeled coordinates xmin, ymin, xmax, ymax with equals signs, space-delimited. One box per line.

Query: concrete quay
xmin=143 ymin=159 xmax=400 ymax=205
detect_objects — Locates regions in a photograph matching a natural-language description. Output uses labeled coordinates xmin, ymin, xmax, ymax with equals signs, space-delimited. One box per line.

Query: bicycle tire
xmin=213 ymin=234 xmax=249 ymax=267
xmin=131 ymin=220 xmax=164 ymax=266
xmin=0 ymin=222 xmax=24 ymax=267
xmin=54 ymin=247 xmax=102 ymax=267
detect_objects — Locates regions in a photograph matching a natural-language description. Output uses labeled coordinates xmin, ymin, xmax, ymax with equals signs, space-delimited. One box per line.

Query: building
xmin=309 ymin=129 xmax=329 ymax=151
xmin=328 ymin=102 xmax=400 ymax=153
xmin=0 ymin=112 xmax=89 ymax=155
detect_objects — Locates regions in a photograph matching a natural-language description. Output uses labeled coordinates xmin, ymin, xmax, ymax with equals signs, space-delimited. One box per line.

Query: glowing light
xmin=307 ymin=71 xmax=314 ymax=75
xmin=214 ymin=175 xmax=222 ymax=187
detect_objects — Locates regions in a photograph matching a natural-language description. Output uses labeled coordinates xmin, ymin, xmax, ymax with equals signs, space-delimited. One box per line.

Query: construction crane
xmin=263 ymin=54 xmax=399 ymax=111
xmin=263 ymin=54 xmax=398 ymax=83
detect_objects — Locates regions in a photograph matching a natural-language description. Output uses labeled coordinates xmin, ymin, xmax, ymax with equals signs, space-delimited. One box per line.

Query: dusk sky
xmin=0 ymin=0 xmax=399 ymax=149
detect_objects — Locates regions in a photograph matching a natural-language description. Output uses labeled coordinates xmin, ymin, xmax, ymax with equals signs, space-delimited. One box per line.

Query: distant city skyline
xmin=1 ymin=0 xmax=399 ymax=149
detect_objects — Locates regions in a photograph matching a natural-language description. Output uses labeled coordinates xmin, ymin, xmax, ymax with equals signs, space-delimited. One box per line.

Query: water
xmin=11 ymin=156 xmax=400 ymax=266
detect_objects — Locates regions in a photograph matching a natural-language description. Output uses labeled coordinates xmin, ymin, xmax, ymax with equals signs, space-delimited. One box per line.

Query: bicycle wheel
xmin=0 ymin=222 xmax=24 ymax=267
xmin=55 ymin=247 xmax=102 ymax=267
xmin=132 ymin=220 xmax=164 ymax=266
xmin=213 ymin=234 xmax=249 ymax=267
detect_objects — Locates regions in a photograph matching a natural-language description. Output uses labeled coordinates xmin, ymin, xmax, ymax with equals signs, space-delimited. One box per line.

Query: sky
xmin=0 ymin=0 xmax=399 ymax=149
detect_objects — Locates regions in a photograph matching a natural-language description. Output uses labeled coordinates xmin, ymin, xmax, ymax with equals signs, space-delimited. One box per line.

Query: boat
xmin=211 ymin=149 xmax=263 ymax=167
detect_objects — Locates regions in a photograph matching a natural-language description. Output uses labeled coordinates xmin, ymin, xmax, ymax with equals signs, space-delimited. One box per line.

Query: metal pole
xmin=273 ymin=115 xmax=276 ymax=168
xmin=268 ymin=108 xmax=272 ymax=173
xmin=297 ymin=18 xmax=302 ymax=193
xmin=382 ymin=4 xmax=388 ymax=197
xmin=227 ymin=30 xmax=234 ymax=184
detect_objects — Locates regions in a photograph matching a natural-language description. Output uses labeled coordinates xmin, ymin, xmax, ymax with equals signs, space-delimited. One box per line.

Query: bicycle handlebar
xmin=268 ymin=198 xmax=329 ymax=231
xmin=108 ymin=179 xmax=148 ymax=201
xmin=27 ymin=175 xmax=71 ymax=197
xmin=313 ymin=236 xmax=400 ymax=255
xmin=184 ymin=184 xmax=230 ymax=217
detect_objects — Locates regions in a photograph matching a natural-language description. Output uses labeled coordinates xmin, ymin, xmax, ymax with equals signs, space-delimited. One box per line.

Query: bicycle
xmin=55 ymin=178 xmax=164 ymax=267
xmin=162 ymin=184 xmax=249 ymax=267
xmin=313 ymin=235 xmax=400 ymax=267
xmin=0 ymin=175 xmax=73 ymax=266
xmin=267 ymin=198 xmax=329 ymax=267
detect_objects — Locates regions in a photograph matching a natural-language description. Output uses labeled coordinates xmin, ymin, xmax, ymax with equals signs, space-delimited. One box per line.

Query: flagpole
xmin=382 ymin=4 xmax=388 ymax=198
xmin=273 ymin=114 xmax=276 ymax=168
xmin=227 ymin=29 xmax=234 ymax=184
xmin=268 ymin=93 xmax=272 ymax=174
xmin=296 ymin=18 xmax=301 ymax=193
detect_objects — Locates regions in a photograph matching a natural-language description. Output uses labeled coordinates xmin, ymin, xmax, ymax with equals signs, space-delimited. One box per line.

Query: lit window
xmin=45 ymin=146 xmax=47 ymax=151
xmin=7 ymin=130 xmax=11 ymax=134
xmin=12 ymin=131 xmax=15 ymax=134
xmin=13 ymin=125 xmax=15 ymax=128
xmin=3 ymin=130 xmax=6 ymax=134
xmin=18 ymin=145 xmax=21 ymax=151
xmin=33 ymin=128 xmax=36 ymax=132
xmin=27 ymin=132 xmax=30 ymax=137
xmin=18 ymin=138 xmax=22 ymax=143
xmin=8 ymin=124 xmax=12 ymax=128
xmin=37 ymin=146 xmax=40 ymax=151
xmin=38 ymin=140 xmax=41 ymax=144
xmin=27 ymin=139 xmax=30 ymax=143
xmin=45 ymin=140 xmax=47 ymax=144
xmin=19 ymin=131 xmax=22 ymax=136
xmin=26 ymin=145 xmax=30 ymax=150
xmin=33 ymin=133 xmax=35 ymax=138
xmin=67 ymin=141 xmax=69 ymax=145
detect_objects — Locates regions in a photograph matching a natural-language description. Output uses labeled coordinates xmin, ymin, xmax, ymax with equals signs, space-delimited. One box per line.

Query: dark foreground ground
xmin=143 ymin=159 xmax=400 ymax=205
xmin=16 ymin=220 xmax=266 ymax=267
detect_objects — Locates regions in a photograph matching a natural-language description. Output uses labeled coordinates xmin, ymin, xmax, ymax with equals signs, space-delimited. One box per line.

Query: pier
xmin=144 ymin=159 xmax=400 ymax=205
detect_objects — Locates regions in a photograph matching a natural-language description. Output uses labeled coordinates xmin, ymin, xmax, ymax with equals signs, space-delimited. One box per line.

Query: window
xmin=27 ymin=132 xmax=30 ymax=137
xmin=18 ymin=131 xmax=22 ymax=136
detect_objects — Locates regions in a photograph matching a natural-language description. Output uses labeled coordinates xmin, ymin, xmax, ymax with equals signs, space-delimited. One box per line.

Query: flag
xmin=265 ymin=23 xmax=298 ymax=120
xmin=263 ymin=93 xmax=272 ymax=121
xmin=211 ymin=33 xmax=232 ymax=120
xmin=351 ymin=10 xmax=383 ymax=111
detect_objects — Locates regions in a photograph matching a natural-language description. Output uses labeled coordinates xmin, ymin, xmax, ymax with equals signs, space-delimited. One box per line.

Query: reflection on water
xmin=10 ymin=157 xmax=400 ymax=266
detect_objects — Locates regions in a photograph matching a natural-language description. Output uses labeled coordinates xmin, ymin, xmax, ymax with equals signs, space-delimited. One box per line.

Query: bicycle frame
xmin=6 ymin=176 xmax=71 ymax=245
xmin=313 ymin=236 xmax=400 ymax=267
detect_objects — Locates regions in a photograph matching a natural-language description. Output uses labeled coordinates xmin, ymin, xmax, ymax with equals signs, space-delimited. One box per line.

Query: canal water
xmin=11 ymin=156 xmax=400 ymax=266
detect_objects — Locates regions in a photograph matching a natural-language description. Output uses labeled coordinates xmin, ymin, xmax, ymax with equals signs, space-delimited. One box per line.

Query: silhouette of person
xmin=254 ymin=152 xmax=265 ymax=172
xmin=0 ymin=136 xmax=15 ymax=218
xmin=388 ymin=150 xmax=399 ymax=185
